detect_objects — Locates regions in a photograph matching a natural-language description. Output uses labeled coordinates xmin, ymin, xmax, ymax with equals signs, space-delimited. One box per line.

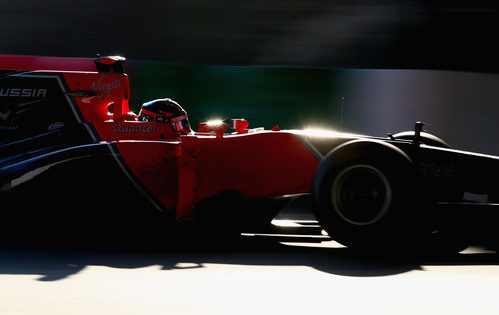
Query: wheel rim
xmin=331 ymin=164 xmax=392 ymax=226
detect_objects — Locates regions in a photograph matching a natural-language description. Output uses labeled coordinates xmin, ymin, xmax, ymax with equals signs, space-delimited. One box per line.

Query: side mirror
xmin=230 ymin=119 xmax=249 ymax=134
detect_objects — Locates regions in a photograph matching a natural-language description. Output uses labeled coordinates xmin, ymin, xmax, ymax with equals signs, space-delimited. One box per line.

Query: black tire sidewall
xmin=313 ymin=141 xmax=419 ymax=248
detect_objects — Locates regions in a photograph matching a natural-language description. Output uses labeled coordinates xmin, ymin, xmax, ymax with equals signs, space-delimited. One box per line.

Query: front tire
xmin=312 ymin=140 xmax=421 ymax=249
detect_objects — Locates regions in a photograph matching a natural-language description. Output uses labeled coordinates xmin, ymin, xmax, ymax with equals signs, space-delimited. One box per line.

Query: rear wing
xmin=0 ymin=55 xmax=126 ymax=73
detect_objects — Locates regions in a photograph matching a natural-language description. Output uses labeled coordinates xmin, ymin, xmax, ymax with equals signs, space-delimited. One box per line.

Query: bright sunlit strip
xmin=206 ymin=119 xmax=224 ymax=126
xmin=296 ymin=128 xmax=365 ymax=138
xmin=271 ymin=219 xmax=301 ymax=227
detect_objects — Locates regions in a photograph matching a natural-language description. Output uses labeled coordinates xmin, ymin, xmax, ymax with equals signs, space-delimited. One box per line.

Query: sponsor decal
xmin=113 ymin=123 xmax=156 ymax=133
xmin=0 ymin=88 xmax=47 ymax=98
xmin=420 ymin=162 xmax=453 ymax=179
xmin=0 ymin=102 xmax=15 ymax=120
xmin=0 ymin=125 xmax=19 ymax=131
xmin=0 ymin=99 xmax=45 ymax=121
xmin=91 ymin=74 xmax=122 ymax=98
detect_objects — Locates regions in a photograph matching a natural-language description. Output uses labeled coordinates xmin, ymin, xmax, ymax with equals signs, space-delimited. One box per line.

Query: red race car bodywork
xmin=6 ymin=55 xmax=499 ymax=248
xmin=0 ymin=55 xmax=322 ymax=226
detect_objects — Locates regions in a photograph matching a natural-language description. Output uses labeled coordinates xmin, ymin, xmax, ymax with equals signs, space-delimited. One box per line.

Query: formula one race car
xmin=1 ymin=55 xmax=498 ymax=248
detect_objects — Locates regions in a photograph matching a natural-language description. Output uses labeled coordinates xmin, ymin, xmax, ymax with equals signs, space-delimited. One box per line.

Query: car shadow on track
xmin=0 ymin=235 xmax=498 ymax=282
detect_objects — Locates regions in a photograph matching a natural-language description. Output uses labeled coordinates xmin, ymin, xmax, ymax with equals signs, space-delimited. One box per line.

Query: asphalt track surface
xmin=1 ymin=238 xmax=499 ymax=314
xmin=1 ymin=203 xmax=499 ymax=315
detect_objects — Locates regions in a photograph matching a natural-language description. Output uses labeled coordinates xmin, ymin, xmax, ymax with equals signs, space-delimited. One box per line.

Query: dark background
xmin=2 ymin=1 xmax=499 ymax=154
xmin=1 ymin=1 xmax=498 ymax=72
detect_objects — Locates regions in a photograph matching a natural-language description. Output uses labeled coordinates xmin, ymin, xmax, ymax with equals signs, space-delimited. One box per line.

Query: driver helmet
xmin=138 ymin=98 xmax=191 ymax=134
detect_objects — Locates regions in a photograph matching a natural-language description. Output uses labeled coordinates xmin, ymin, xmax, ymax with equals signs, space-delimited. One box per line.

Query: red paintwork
xmin=0 ymin=55 xmax=97 ymax=72
xmin=110 ymin=128 xmax=319 ymax=221
xmin=96 ymin=57 xmax=116 ymax=65
xmin=111 ymin=130 xmax=319 ymax=221
xmin=2 ymin=55 xmax=320 ymax=222
xmin=63 ymin=72 xmax=131 ymax=122
xmin=176 ymin=132 xmax=318 ymax=220
xmin=230 ymin=119 xmax=249 ymax=134
xmin=62 ymin=67 xmax=320 ymax=221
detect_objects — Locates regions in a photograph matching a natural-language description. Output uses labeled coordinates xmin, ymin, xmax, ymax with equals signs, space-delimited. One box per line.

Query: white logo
xmin=91 ymin=74 xmax=122 ymax=98
xmin=0 ymin=88 xmax=47 ymax=98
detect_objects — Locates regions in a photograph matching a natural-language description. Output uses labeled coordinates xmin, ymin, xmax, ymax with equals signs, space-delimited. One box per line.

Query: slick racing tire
xmin=312 ymin=139 xmax=421 ymax=250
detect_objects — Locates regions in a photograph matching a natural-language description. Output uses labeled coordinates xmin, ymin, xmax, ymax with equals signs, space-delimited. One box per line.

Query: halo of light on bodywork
xmin=206 ymin=119 xmax=225 ymax=126
xmin=295 ymin=128 xmax=365 ymax=138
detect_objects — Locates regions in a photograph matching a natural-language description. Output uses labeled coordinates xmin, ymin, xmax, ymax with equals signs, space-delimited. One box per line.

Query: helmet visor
xmin=171 ymin=115 xmax=191 ymax=134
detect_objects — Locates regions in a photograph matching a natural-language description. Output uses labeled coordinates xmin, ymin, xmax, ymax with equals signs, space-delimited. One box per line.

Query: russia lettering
xmin=0 ymin=88 xmax=47 ymax=97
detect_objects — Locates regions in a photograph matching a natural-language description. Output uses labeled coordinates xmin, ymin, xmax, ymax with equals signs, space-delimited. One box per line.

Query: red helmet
xmin=138 ymin=98 xmax=191 ymax=134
